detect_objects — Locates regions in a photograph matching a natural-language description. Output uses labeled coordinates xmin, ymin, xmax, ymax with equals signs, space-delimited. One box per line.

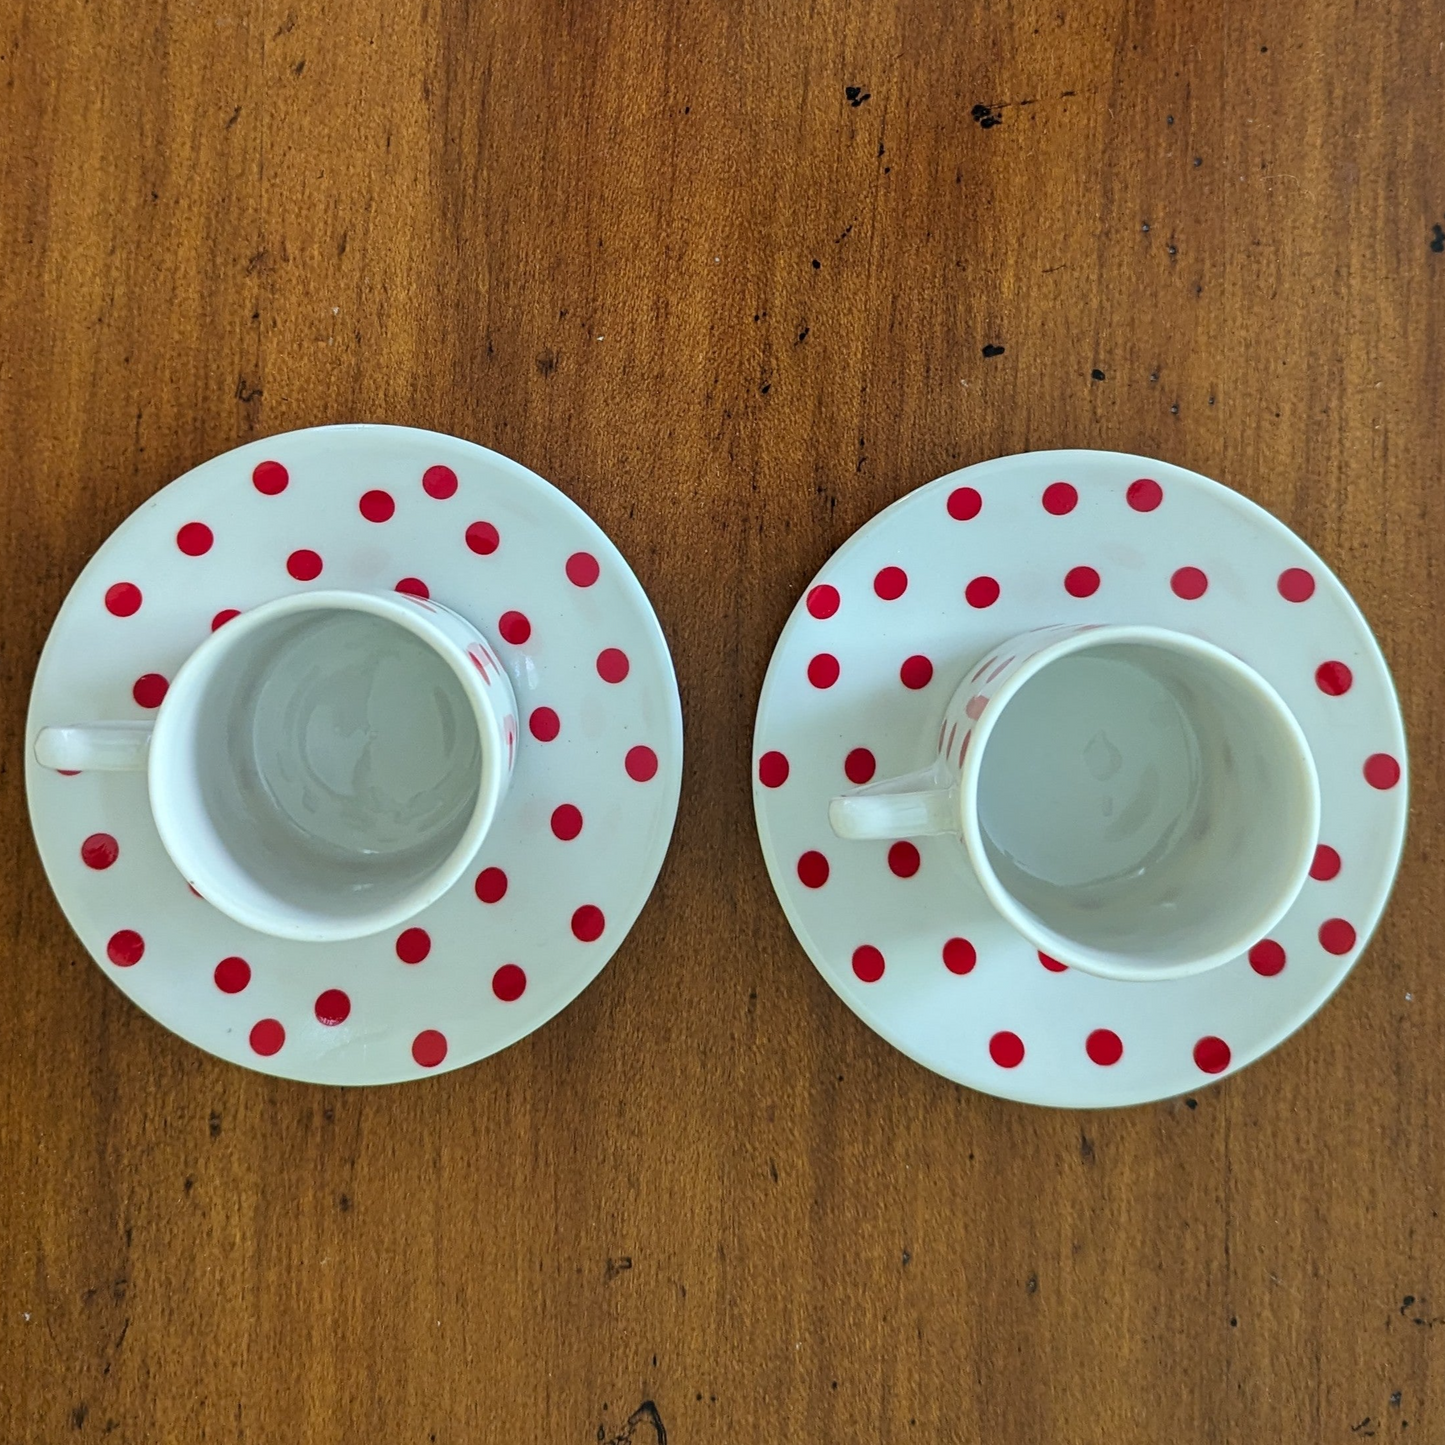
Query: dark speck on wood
xmin=971 ymin=102 xmax=1002 ymax=129
xmin=1091 ymin=368 xmax=1105 ymax=381
xmin=811 ymin=258 xmax=820 ymax=269
xmin=1430 ymin=224 xmax=1444 ymax=254
xmin=982 ymin=343 xmax=1005 ymax=358
xmin=845 ymin=85 xmax=870 ymax=107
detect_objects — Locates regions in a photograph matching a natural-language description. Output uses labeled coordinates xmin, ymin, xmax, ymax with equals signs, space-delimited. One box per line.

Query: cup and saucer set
xmin=27 ymin=433 xmax=1407 ymax=1105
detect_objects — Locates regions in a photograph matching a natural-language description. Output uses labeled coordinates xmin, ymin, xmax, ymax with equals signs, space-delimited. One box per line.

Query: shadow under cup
xmin=971 ymin=634 xmax=1319 ymax=979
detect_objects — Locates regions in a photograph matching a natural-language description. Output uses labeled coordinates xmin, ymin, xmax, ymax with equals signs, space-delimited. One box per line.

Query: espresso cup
xmin=34 ymin=590 xmax=518 ymax=942
xmin=829 ymin=624 xmax=1320 ymax=981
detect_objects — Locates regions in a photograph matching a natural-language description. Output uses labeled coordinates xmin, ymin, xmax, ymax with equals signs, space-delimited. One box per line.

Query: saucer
xmin=752 ymin=450 xmax=1407 ymax=1108
xmin=26 ymin=425 xmax=683 ymax=1084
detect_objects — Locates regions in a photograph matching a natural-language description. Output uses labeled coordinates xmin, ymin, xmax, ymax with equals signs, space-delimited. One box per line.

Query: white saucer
xmin=752 ymin=450 xmax=1407 ymax=1107
xmin=26 ymin=425 xmax=683 ymax=1084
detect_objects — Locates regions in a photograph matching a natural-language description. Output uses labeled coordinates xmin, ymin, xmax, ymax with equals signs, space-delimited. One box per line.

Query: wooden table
xmin=2 ymin=2 xmax=1439 ymax=1440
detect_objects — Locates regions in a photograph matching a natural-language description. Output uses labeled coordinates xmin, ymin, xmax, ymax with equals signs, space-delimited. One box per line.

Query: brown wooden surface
xmin=1 ymin=1 xmax=1441 ymax=1440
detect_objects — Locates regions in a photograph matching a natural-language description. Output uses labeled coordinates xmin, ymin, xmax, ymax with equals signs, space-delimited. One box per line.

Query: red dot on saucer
xmin=104 ymin=582 xmax=142 ymax=617
xmin=571 ymin=904 xmax=605 ymax=941
xmin=943 ymin=937 xmax=977 ymax=974
xmin=1248 ymin=939 xmax=1286 ymax=976
xmin=900 ymin=654 xmax=934 ymax=689
xmin=852 ymin=945 xmax=885 ymax=983
xmin=965 ymin=576 xmax=1000 ymax=608
xmin=597 ymin=647 xmax=630 ymax=683
xmin=528 ymin=707 xmax=560 ymax=742
xmin=287 ymin=548 xmax=323 ymax=581
xmin=844 ymin=747 xmax=876 ymax=784
xmin=1039 ymin=952 xmax=1068 ymax=972
xmin=1043 ymin=481 xmax=1078 ymax=515
xmin=566 ymin=550 xmax=600 ymax=587
xmin=758 ymin=750 xmax=790 ymax=787
xmin=1065 ymin=565 xmax=1100 ymax=598
xmin=359 ymin=488 xmax=395 ymax=522
xmin=551 ymin=804 xmax=583 ymax=840
xmin=81 ymin=833 xmax=119 ymax=870
xmin=106 ymin=929 xmax=144 ymax=967
xmin=808 ymin=653 xmax=840 ymax=688
xmin=396 ymin=927 xmax=431 ymax=965
xmin=806 ymin=584 xmax=840 ymax=619
xmin=177 ymin=521 xmax=213 ymax=556
xmin=214 ymin=956 xmax=251 ymax=993
xmin=1315 ymin=660 xmax=1353 ymax=695
xmin=1171 ymin=566 xmax=1208 ymax=600
xmin=465 ymin=520 xmax=500 ymax=555
xmin=1193 ymin=1036 xmax=1231 ymax=1074
xmin=1364 ymin=753 xmax=1401 ymax=789
xmin=947 ymin=486 xmax=983 ymax=521
xmin=132 ymin=673 xmax=168 ymax=709
xmin=252 ymin=460 xmax=289 ymax=494
xmin=249 ymin=1019 xmax=285 ymax=1056
xmin=1278 ymin=567 xmax=1316 ymax=602
xmin=797 ymin=851 xmax=830 ymax=888
xmin=498 ymin=610 xmax=531 ymax=645
xmin=411 ymin=1029 xmax=447 ymax=1068
xmin=1319 ymin=918 xmax=1357 ymax=955
xmin=1310 ymin=844 xmax=1342 ymax=881
xmin=492 ymin=963 xmax=527 ymax=1002
xmin=315 ymin=988 xmax=351 ymax=1025
xmin=211 ymin=608 xmax=241 ymax=630
xmin=422 ymin=464 xmax=458 ymax=499
xmin=1086 ymin=1028 xmax=1123 ymax=1066
xmin=989 ymin=1031 xmax=1025 ymax=1068
xmin=395 ymin=577 xmax=430 ymax=599
xmin=1127 ymin=478 xmax=1163 ymax=512
xmin=874 ymin=566 xmax=908 ymax=600
xmin=888 ymin=841 xmax=920 ymax=878
xmin=626 ymin=745 xmax=659 ymax=782
xmin=475 ymin=867 xmax=508 ymax=904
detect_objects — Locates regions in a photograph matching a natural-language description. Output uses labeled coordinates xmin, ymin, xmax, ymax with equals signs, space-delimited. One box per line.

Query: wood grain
xmin=2 ymin=1 xmax=1441 ymax=1440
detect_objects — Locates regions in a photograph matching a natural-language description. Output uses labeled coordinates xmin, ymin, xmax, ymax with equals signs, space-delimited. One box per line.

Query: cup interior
xmin=971 ymin=632 xmax=1317 ymax=978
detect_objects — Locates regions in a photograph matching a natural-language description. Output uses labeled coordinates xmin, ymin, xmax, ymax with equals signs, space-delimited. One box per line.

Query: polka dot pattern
xmin=1171 ymin=566 xmax=1208 ymax=600
xmin=626 ymin=745 xmax=659 ymax=782
xmin=989 ymin=1031 xmax=1025 ymax=1068
xmin=947 ymin=486 xmax=982 ymax=520
xmin=492 ymin=964 xmax=526 ymax=1002
xmin=529 ymin=707 xmax=560 ymax=742
xmin=943 ymin=938 xmax=977 ymax=974
xmin=107 ymin=929 xmax=144 ymax=966
xmin=287 ymin=548 xmax=323 ymax=581
xmin=411 ymin=1029 xmax=447 ymax=1067
xmin=1310 ymin=845 xmax=1341 ymax=882
xmin=1064 ymin=565 xmax=1099 ymax=598
xmin=808 ymin=653 xmax=840 ymax=688
xmin=475 ymin=867 xmax=508 ymax=904
xmin=964 ymin=576 xmax=1000 ymax=608
xmin=465 ymin=521 xmax=499 ymax=555
xmin=571 ymin=905 xmax=605 ymax=942
xmin=797 ymin=851 xmax=830 ymax=888
xmin=422 ymin=464 xmax=457 ymax=499
xmin=1248 ymin=940 xmax=1286 ymax=976
xmin=81 ymin=833 xmax=119 ymax=870
xmin=132 ymin=674 xmax=168 ymax=709
xmin=1316 ymin=661 xmax=1352 ymax=695
xmin=211 ymin=608 xmax=241 ymax=630
xmin=758 ymin=751 xmax=790 ymax=787
xmin=852 ymin=945 xmax=885 ymax=982
xmin=1319 ymin=918 xmax=1357 ymax=955
xmin=807 ymin=584 xmax=840 ymax=619
xmin=874 ymin=566 xmax=907 ymax=600
xmin=396 ymin=928 xmax=431 ymax=965
xmin=1193 ymin=1037 xmax=1231 ymax=1074
xmin=214 ymin=956 xmax=251 ymax=993
xmin=360 ymin=489 xmax=396 ymax=523
xmin=551 ymin=804 xmax=583 ymax=841
xmin=105 ymin=582 xmax=142 ymax=617
xmin=1127 ymin=478 xmax=1162 ymax=511
xmin=1042 ymin=482 xmax=1077 ymax=515
xmin=1278 ymin=567 xmax=1315 ymax=602
xmin=597 ymin=648 xmax=630 ymax=683
xmin=1038 ymin=952 xmax=1068 ymax=973
xmin=566 ymin=551 xmax=600 ymax=587
xmin=1364 ymin=753 xmax=1400 ymax=789
xmin=498 ymin=610 xmax=531 ymax=645
xmin=250 ymin=1019 xmax=285 ymax=1056
xmin=177 ymin=522 xmax=213 ymax=556
xmin=887 ymin=842 xmax=920 ymax=878
xmin=252 ymin=460 xmax=289 ymax=494
xmin=395 ymin=577 xmax=429 ymax=598
xmin=315 ymin=989 xmax=351 ymax=1025
xmin=844 ymin=748 xmax=876 ymax=784
xmin=900 ymin=654 xmax=933 ymax=689
xmin=1085 ymin=1029 xmax=1123 ymax=1066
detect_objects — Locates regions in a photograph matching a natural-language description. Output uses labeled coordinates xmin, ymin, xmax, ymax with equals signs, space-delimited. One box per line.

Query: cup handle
xmin=34 ymin=722 xmax=153 ymax=773
xmin=828 ymin=764 xmax=960 ymax=841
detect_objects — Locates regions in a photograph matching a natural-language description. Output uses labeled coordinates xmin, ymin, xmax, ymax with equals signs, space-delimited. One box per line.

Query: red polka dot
xmin=808 ymin=653 xmax=840 ymax=688
xmin=1064 ymin=565 xmax=1100 ymax=597
xmin=758 ymin=750 xmax=789 ymax=787
xmin=249 ymin=1019 xmax=285 ymax=1056
xmin=626 ymin=745 xmax=659 ymax=782
xmin=396 ymin=927 xmax=431 ymax=964
xmin=252 ymin=460 xmax=289 ymax=494
xmin=1248 ymin=939 xmax=1286 ymax=976
xmin=359 ymin=488 xmax=395 ymax=523
xmin=874 ymin=566 xmax=908 ymax=600
xmin=422 ymin=464 xmax=458 ymax=499
xmin=411 ymin=1029 xmax=447 ymax=1067
xmin=844 ymin=747 xmax=876 ymax=784
xmin=214 ymin=956 xmax=251 ymax=993
xmin=1086 ymin=1029 xmax=1123 ymax=1065
xmin=551 ymin=804 xmax=583 ymax=840
xmin=965 ymin=576 xmax=1000 ymax=608
xmin=287 ymin=548 xmax=323 ymax=581
xmin=1171 ymin=566 xmax=1208 ymax=599
xmin=943 ymin=937 xmax=977 ymax=974
xmin=571 ymin=904 xmax=605 ymax=941
xmin=852 ymin=945 xmax=885 ymax=982
xmin=315 ymin=988 xmax=351 ymax=1025
xmin=395 ymin=577 xmax=429 ymax=599
xmin=989 ymin=1031 xmax=1025 ymax=1068
xmin=1127 ymin=478 xmax=1163 ymax=511
xmin=176 ymin=521 xmax=213 ymax=556
xmin=529 ymin=707 xmax=560 ymax=742
xmin=106 ymin=929 xmax=144 ymax=966
xmin=807 ymin=584 xmax=840 ymax=619
xmin=498 ymin=610 xmax=531 ymax=645
xmin=465 ymin=521 xmax=500 ymax=555
xmin=491 ymin=963 xmax=527 ymax=1002
xmin=475 ymin=867 xmax=508 ymax=903
xmin=597 ymin=648 xmax=630 ymax=683
xmin=1039 ymin=952 xmax=1068 ymax=973
xmin=566 ymin=551 xmax=600 ymax=587
xmin=1193 ymin=1036 xmax=1231 ymax=1074
xmin=57 ymin=770 xmax=80 ymax=777
xmin=1319 ymin=918 xmax=1357 ymax=955
xmin=947 ymin=486 xmax=982 ymax=521
xmin=81 ymin=833 xmax=119 ymax=870
xmin=1310 ymin=844 xmax=1341 ymax=881
xmin=132 ymin=673 xmax=168 ymax=709
xmin=900 ymin=655 xmax=934 ymax=689
xmin=888 ymin=841 xmax=920 ymax=877
xmin=1278 ymin=567 xmax=1315 ymax=602
xmin=1364 ymin=753 xmax=1401 ymax=789
xmin=211 ymin=608 xmax=240 ymax=630
xmin=1042 ymin=481 xmax=1078 ymax=515
xmin=1315 ymin=661 xmax=1353 ymax=696
xmin=797 ymin=851 xmax=830 ymax=888
xmin=104 ymin=582 xmax=141 ymax=617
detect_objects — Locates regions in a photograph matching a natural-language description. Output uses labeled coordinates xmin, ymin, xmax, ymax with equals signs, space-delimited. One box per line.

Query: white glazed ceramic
xmin=26 ymin=425 xmax=683 ymax=1084
xmin=753 ymin=450 xmax=1408 ymax=1107
xmin=829 ymin=623 xmax=1321 ymax=982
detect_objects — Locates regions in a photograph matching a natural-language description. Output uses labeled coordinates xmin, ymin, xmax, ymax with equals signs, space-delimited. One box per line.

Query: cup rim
xmin=956 ymin=623 xmax=1322 ymax=982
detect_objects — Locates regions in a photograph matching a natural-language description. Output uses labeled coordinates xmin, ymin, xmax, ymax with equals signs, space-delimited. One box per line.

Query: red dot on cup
xmin=758 ymin=750 xmax=790 ymax=787
xmin=106 ymin=929 xmax=144 ymax=967
xmin=359 ymin=488 xmax=395 ymax=523
xmin=1364 ymin=753 xmax=1401 ymax=790
xmin=888 ymin=841 xmax=920 ymax=878
xmin=422 ymin=464 xmax=458 ymax=499
xmin=1065 ymin=565 xmax=1100 ymax=598
xmin=626 ymin=745 xmax=659 ymax=782
xmin=287 ymin=548 xmax=323 ymax=581
xmin=105 ymin=582 xmax=142 ymax=617
xmin=81 ymin=833 xmax=119 ymax=870
xmin=1039 ymin=952 xmax=1068 ymax=973
xmin=1127 ymin=478 xmax=1163 ymax=511
xmin=1319 ymin=918 xmax=1357 ymax=955
xmin=475 ymin=866 xmax=508 ymax=903
xmin=1086 ymin=1028 xmax=1123 ymax=1066
xmin=571 ymin=904 xmax=605 ymax=941
xmin=989 ymin=1031 xmax=1025 ymax=1068
xmin=465 ymin=520 xmax=500 ymax=555
xmin=396 ymin=927 xmax=431 ymax=965
xmin=132 ymin=673 xmax=168 ymax=709
xmin=1310 ymin=844 xmax=1341 ymax=881
xmin=315 ymin=988 xmax=351 ymax=1025
xmin=808 ymin=653 xmax=840 ymax=688
xmin=249 ymin=1019 xmax=285 ymax=1056
xmin=845 ymin=747 xmax=876 ymax=784
xmin=852 ymin=945 xmax=885 ymax=982
xmin=395 ymin=577 xmax=430 ymax=599
xmin=874 ymin=566 xmax=908 ymax=600
xmin=1042 ymin=481 xmax=1078 ymax=515
xmin=597 ymin=648 xmax=630 ymax=683
xmin=1171 ymin=566 xmax=1208 ymax=599
xmin=1193 ymin=1036 xmax=1231 ymax=1073
xmin=211 ymin=608 xmax=241 ymax=630
xmin=807 ymin=584 xmax=840 ymax=619
xmin=176 ymin=521 xmax=213 ymax=556
xmin=943 ymin=937 xmax=977 ymax=974
xmin=498 ymin=610 xmax=531 ymax=645
xmin=412 ymin=1029 xmax=447 ymax=1068
xmin=252 ymin=460 xmax=289 ymax=494
xmin=529 ymin=707 xmax=560 ymax=742
xmin=797 ymin=850 xmax=830 ymax=888
xmin=551 ymin=804 xmax=583 ymax=840
xmin=214 ymin=956 xmax=251 ymax=993
xmin=491 ymin=963 xmax=527 ymax=1002
xmin=1248 ymin=939 xmax=1286 ymax=976
xmin=965 ymin=576 xmax=1000 ymax=609
xmin=947 ymin=486 xmax=983 ymax=521
xmin=566 ymin=551 xmax=600 ymax=587
xmin=1315 ymin=660 xmax=1353 ymax=696
xmin=1278 ymin=567 xmax=1316 ymax=602
xmin=900 ymin=654 xmax=934 ymax=689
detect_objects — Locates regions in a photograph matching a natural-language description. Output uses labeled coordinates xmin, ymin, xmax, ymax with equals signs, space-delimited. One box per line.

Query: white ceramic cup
xmin=829 ymin=624 xmax=1320 ymax=981
xmin=34 ymin=590 xmax=518 ymax=942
